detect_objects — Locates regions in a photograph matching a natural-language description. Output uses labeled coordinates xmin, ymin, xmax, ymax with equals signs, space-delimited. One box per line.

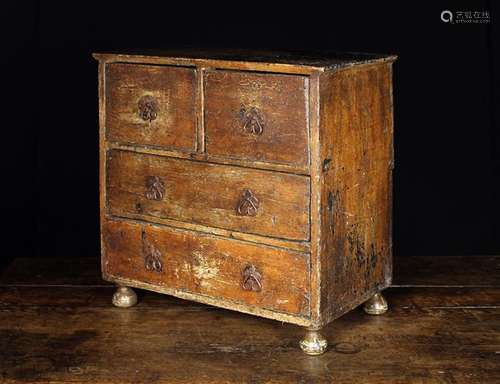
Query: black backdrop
xmin=2 ymin=1 xmax=498 ymax=270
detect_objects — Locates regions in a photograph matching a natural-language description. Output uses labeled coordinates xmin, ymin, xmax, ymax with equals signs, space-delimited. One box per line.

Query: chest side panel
xmin=319 ymin=64 xmax=394 ymax=324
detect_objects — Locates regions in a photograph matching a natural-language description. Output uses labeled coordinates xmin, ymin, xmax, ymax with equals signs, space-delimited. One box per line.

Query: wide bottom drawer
xmin=102 ymin=219 xmax=310 ymax=317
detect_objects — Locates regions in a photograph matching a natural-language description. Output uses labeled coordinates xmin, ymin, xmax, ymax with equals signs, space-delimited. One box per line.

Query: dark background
xmin=1 ymin=1 xmax=498 ymax=270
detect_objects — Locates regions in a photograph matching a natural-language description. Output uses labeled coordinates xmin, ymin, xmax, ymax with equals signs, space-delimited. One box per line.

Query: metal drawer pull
xmin=241 ymin=265 xmax=262 ymax=292
xmin=142 ymin=231 xmax=163 ymax=273
xmin=145 ymin=176 xmax=165 ymax=201
xmin=239 ymin=105 xmax=264 ymax=136
xmin=236 ymin=189 xmax=259 ymax=216
xmin=138 ymin=95 xmax=159 ymax=122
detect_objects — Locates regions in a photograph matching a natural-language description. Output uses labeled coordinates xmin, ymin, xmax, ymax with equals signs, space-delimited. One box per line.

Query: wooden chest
xmin=93 ymin=49 xmax=397 ymax=355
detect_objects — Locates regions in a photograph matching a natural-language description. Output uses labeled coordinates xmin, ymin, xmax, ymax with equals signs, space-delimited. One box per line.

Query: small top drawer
xmin=106 ymin=63 xmax=196 ymax=152
xmin=204 ymin=71 xmax=309 ymax=168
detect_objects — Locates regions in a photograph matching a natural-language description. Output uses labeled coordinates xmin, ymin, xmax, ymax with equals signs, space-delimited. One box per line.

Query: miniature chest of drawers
xmin=93 ymin=49 xmax=397 ymax=355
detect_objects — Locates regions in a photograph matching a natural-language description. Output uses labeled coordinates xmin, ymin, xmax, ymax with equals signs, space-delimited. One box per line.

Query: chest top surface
xmin=93 ymin=48 xmax=396 ymax=74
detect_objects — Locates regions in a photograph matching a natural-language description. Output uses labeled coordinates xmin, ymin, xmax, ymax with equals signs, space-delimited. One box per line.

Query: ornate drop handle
xmin=142 ymin=231 xmax=163 ymax=273
xmin=145 ymin=176 xmax=165 ymax=201
xmin=241 ymin=265 xmax=262 ymax=292
xmin=239 ymin=105 xmax=264 ymax=136
xmin=236 ymin=189 xmax=259 ymax=216
xmin=138 ymin=95 xmax=159 ymax=122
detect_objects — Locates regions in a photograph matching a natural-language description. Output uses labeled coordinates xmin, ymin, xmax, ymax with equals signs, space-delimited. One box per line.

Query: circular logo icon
xmin=441 ymin=10 xmax=453 ymax=23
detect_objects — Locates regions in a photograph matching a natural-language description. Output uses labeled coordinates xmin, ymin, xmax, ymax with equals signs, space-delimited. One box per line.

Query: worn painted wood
xmin=92 ymin=49 xmax=397 ymax=74
xmin=4 ymin=256 xmax=498 ymax=288
xmin=103 ymin=213 xmax=311 ymax=253
xmin=308 ymin=73 xmax=322 ymax=324
xmin=106 ymin=150 xmax=310 ymax=241
xmin=204 ymin=70 xmax=309 ymax=169
xmin=106 ymin=63 xmax=197 ymax=152
xmin=318 ymin=63 xmax=394 ymax=324
xmin=107 ymin=142 xmax=310 ymax=175
xmin=103 ymin=219 xmax=310 ymax=318
xmin=94 ymin=51 xmax=398 ymax=334
xmin=98 ymin=61 xmax=107 ymax=279
xmin=1 ymin=256 xmax=499 ymax=384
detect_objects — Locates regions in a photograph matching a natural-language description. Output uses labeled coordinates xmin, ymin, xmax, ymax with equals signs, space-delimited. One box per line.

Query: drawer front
xmin=106 ymin=63 xmax=196 ymax=151
xmin=103 ymin=219 xmax=310 ymax=316
xmin=204 ymin=71 xmax=309 ymax=168
xmin=107 ymin=150 xmax=310 ymax=241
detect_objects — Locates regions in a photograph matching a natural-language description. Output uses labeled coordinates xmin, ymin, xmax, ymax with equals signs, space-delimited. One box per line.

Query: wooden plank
xmin=0 ymin=258 xmax=106 ymax=286
xmin=195 ymin=66 xmax=206 ymax=153
xmin=318 ymin=63 xmax=394 ymax=324
xmin=0 ymin=286 xmax=498 ymax=309
xmin=103 ymin=219 xmax=311 ymax=319
xmin=393 ymin=256 xmax=500 ymax=287
xmin=98 ymin=61 xmax=107 ymax=287
xmin=104 ymin=212 xmax=311 ymax=253
xmin=107 ymin=141 xmax=310 ymax=175
xmin=93 ymin=53 xmax=324 ymax=75
xmin=2 ymin=256 xmax=499 ymax=287
xmin=0 ymin=285 xmax=499 ymax=383
xmin=92 ymin=50 xmax=398 ymax=74
xmin=107 ymin=150 xmax=311 ymax=241
xmin=308 ymin=73 xmax=322 ymax=326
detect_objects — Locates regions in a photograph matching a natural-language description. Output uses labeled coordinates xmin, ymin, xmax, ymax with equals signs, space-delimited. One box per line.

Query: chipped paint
xmin=276 ymin=299 xmax=290 ymax=305
xmin=192 ymin=251 xmax=220 ymax=287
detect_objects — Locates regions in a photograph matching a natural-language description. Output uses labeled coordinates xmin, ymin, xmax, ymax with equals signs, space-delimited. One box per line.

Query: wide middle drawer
xmin=106 ymin=150 xmax=310 ymax=241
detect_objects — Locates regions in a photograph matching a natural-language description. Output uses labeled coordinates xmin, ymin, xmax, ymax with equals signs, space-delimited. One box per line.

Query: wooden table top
xmin=1 ymin=256 xmax=499 ymax=383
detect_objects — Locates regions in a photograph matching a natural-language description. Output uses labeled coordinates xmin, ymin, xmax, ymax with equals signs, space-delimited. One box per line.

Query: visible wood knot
xmin=327 ymin=191 xmax=335 ymax=212
xmin=323 ymin=158 xmax=332 ymax=172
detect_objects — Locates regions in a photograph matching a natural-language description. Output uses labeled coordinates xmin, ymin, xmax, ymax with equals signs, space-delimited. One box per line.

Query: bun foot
xmin=363 ymin=292 xmax=388 ymax=315
xmin=299 ymin=326 xmax=328 ymax=355
xmin=112 ymin=286 xmax=137 ymax=308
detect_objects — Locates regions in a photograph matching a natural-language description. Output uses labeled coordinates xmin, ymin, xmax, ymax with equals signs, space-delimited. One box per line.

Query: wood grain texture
xmin=4 ymin=256 xmax=498 ymax=288
xmin=1 ymin=256 xmax=499 ymax=384
xmin=94 ymin=52 xmax=399 ymax=332
xmin=106 ymin=213 xmax=310 ymax=253
xmin=107 ymin=150 xmax=310 ymax=241
xmin=93 ymin=49 xmax=397 ymax=73
xmin=317 ymin=63 xmax=394 ymax=324
xmin=204 ymin=70 xmax=309 ymax=169
xmin=308 ymin=73 xmax=322 ymax=324
xmin=106 ymin=63 xmax=197 ymax=151
xmin=393 ymin=255 xmax=500 ymax=287
xmin=107 ymin=141 xmax=310 ymax=175
xmin=98 ymin=62 xmax=107 ymax=280
xmin=103 ymin=218 xmax=310 ymax=317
